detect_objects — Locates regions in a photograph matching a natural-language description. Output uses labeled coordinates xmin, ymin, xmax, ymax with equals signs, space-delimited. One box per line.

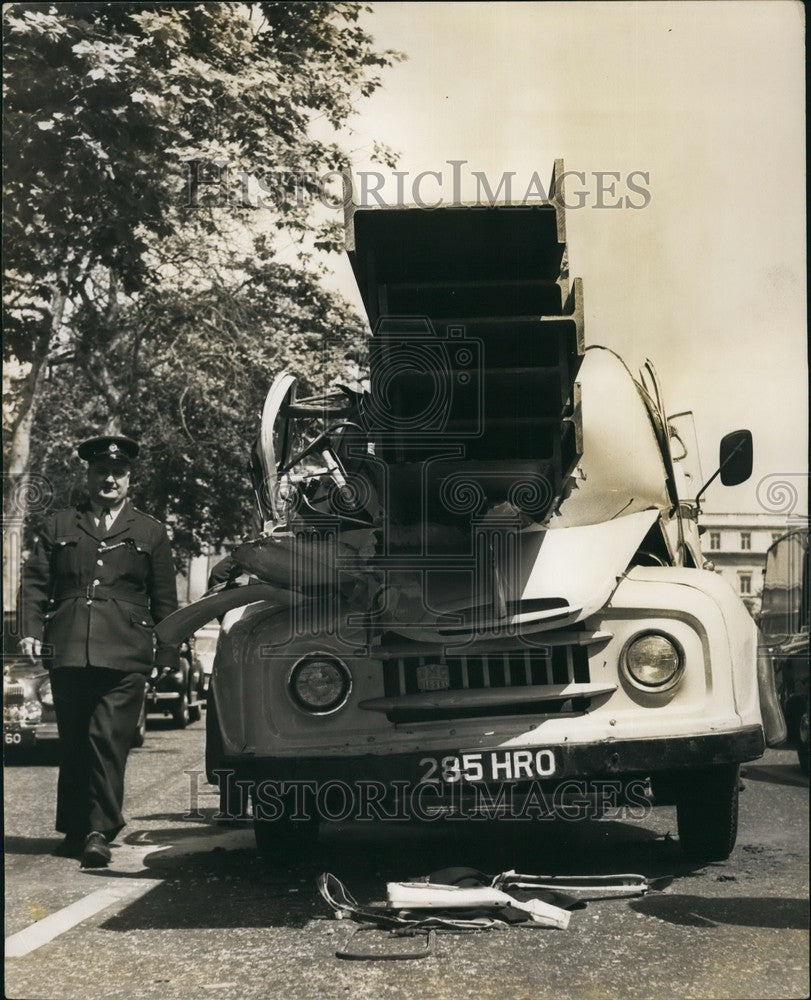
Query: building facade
xmin=699 ymin=512 xmax=799 ymax=617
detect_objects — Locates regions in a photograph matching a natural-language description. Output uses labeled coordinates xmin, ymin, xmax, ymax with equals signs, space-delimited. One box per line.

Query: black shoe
xmin=81 ymin=831 xmax=112 ymax=868
xmin=53 ymin=836 xmax=85 ymax=858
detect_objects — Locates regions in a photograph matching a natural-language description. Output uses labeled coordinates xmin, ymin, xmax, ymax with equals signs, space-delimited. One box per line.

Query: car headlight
xmin=5 ymin=700 xmax=43 ymax=724
xmin=289 ymin=653 xmax=351 ymax=715
xmin=622 ymin=632 xmax=684 ymax=690
xmin=38 ymin=676 xmax=53 ymax=708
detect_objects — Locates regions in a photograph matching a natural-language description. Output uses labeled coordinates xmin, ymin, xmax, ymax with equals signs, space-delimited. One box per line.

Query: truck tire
xmin=676 ymin=764 xmax=739 ymax=861
xmin=784 ymin=695 xmax=804 ymax=745
xmin=205 ymin=692 xmax=222 ymax=783
xmin=252 ymin=790 xmax=319 ymax=861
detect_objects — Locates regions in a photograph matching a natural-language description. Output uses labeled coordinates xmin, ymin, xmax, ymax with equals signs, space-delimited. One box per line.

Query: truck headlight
xmin=289 ymin=653 xmax=351 ymax=714
xmin=622 ymin=632 xmax=683 ymax=690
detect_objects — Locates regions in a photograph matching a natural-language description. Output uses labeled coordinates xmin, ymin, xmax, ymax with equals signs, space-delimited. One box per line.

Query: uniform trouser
xmin=50 ymin=667 xmax=147 ymax=841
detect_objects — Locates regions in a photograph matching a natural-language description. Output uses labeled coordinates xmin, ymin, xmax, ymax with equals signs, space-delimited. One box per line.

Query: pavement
xmin=4 ymin=717 xmax=809 ymax=1000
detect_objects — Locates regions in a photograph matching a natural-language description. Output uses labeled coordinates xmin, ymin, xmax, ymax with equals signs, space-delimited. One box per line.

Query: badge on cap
xmin=77 ymin=435 xmax=140 ymax=462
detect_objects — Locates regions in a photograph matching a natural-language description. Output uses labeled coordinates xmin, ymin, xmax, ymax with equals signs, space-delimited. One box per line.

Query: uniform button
xmin=97 ymin=560 xmax=103 ymax=566
xmin=86 ymin=600 xmax=92 ymax=606
xmin=142 ymin=620 xmax=148 ymax=626
xmin=92 ymin=578 xmax=100 ymax=585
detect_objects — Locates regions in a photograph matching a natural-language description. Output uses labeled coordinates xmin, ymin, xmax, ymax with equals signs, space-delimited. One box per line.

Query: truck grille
xmin=378 ymin=646 xmax=593 ymax=721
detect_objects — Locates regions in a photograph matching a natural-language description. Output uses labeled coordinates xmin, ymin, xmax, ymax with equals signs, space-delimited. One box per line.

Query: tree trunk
xmin=3 ymin=284 xmax=67 ymax=612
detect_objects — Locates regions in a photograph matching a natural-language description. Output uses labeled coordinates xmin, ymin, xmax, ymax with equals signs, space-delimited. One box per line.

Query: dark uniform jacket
xmin=18 ymin=500 xmax=179 ymax=674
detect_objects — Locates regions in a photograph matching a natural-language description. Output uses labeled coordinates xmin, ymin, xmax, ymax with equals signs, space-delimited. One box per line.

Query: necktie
xmin=101 ymin=507 xmax=112 ymax=532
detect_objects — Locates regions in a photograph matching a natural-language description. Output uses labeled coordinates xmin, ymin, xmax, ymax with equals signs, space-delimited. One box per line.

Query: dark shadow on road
xmin=3 ymin=744 xmax=61 ymax=767
xmin=630 ymin=894 xmax=810 ymax=930
xmin=129 ymin=812 xmax=220 ymax=825
xmin=144 ymin=717 xmax=205 ymax=732
xmin=98 ymin=814 xmax=709 ymax=932
xmin=4 ymin=835 xmax=64 ymax=855
xmin=742 ymin=764 xmax=808 ymax=789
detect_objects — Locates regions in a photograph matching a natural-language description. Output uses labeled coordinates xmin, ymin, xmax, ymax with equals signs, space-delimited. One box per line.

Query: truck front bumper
xmin=218 ymin=725 xmax=765 ymax=785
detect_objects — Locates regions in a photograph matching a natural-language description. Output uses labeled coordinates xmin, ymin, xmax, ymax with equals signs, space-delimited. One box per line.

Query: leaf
xmin=6 ymin=0 xmax=400 ymax=554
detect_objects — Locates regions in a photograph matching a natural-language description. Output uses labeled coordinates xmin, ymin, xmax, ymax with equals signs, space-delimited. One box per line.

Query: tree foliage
xmin=3 ymin=2 xmax=399 ymax=560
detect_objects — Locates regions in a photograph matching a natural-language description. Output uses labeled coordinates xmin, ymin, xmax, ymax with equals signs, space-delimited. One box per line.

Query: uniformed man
xmin=17 ymin=436 xmax=179 ymax=868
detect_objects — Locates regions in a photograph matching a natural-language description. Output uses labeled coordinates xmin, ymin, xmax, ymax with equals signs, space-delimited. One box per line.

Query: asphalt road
xmin=4 ymin=716 xmax=809 ymax=1000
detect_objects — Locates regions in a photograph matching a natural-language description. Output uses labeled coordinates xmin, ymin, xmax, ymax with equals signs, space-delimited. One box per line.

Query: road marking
xmin=5 ymin=819 xmax=251 ymax=959
xmin=5 ymin=879 xmax=162 ymax=958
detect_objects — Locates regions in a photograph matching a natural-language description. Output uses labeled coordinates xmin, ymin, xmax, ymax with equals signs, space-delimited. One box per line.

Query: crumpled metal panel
xmin=549 ymin=347 xmax=671 ymax=528
xmin=517 ymin=510 xmax=661 ymax=617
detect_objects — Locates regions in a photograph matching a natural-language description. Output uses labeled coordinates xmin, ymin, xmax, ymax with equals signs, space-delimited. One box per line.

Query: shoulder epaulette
xmin=131 ymin=507 xmax=166 ymax=526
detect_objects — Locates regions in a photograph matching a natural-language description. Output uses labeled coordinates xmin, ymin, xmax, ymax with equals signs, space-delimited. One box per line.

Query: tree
xmin=3 ymin=2 xmax=400 ymax=598
xmin=27 ymin=255 xmax=370 ymax=556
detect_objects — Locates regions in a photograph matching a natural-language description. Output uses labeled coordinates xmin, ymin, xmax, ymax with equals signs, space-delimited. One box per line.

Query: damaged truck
xmin=158 ymin=161 xmax=785 ymax=862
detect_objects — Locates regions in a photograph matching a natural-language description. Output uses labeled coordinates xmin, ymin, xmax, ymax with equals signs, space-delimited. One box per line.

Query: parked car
xmin=3 ymin=611 xmax=146 ymax=752
xmin=3 ymin=659 xmax=59 ymax=752
xmin=759 ymin=528 xmax=809 ymax=774
xmin=144 ymin=637 xmax=205 ymax=728
xmin=157 ymin=164 xmax=785 ymax=861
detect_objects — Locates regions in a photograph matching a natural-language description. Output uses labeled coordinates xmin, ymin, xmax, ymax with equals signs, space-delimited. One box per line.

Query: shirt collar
xmin=90 ymin=498 xmax=127 ymax=518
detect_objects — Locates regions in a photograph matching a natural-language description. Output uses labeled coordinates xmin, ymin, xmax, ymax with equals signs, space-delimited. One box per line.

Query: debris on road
xmin=318 ymin=868 xmax=650 ymax=960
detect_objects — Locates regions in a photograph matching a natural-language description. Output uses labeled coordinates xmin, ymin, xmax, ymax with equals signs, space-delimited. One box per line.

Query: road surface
xmin=4 ymin=716 xmax=809 ymax=1000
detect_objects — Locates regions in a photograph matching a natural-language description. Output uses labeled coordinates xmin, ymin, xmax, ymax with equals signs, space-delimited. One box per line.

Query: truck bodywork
xmin=159 ymin=162 xmax=777 ymax=860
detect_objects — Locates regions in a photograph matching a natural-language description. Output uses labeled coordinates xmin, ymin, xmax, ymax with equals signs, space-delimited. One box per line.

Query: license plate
xmin=418 ymin=748 xmax=557 ymax=784
xmin=416 ymin=663 xmax=450 ymax=692
xmin=4 ymin=726 xmax=36 ymax=748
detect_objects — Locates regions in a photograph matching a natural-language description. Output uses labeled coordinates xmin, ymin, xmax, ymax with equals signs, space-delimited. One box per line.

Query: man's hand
xmin=19 ymin=637 xmax=42 ymax=662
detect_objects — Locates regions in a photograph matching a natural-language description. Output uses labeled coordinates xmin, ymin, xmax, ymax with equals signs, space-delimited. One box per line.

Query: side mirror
xmin=695 ymin=428 xmax=753 ymax=505
xmin=719 ymin=429 xmax=753 ymax=486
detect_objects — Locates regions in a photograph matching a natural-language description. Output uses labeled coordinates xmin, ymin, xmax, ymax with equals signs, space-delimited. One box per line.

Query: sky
xmin=321 ymin=0 xmax=807 ymax=517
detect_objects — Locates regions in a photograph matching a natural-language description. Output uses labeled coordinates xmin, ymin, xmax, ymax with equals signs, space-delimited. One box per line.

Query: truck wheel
xmin=172 ymin=692 xmax=190 ymax=729
xmin=784 ymin=695 xmax=804 ymax=746
xmin=676 ymin=764 xmax=739 ymax=861
xmin=252 ymin=791 xmax=319 ymax=861
xmin=205 ymin=692 xmax=222 ymax=783
xmin=253 ymin=816 xmax=319 ymax=860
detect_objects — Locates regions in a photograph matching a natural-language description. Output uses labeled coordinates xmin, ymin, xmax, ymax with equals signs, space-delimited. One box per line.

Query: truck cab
xmin=160 ymin=161 xmax=782 ymax=861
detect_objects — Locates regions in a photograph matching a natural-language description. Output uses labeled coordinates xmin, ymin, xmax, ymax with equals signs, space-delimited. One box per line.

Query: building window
xmin=709 ymin=531 xmax=721 ymax=550
xmin=739 ymin=574 xmax=752 ymax=595
xmin=740 ymin=532 xmax=751 ymax=550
